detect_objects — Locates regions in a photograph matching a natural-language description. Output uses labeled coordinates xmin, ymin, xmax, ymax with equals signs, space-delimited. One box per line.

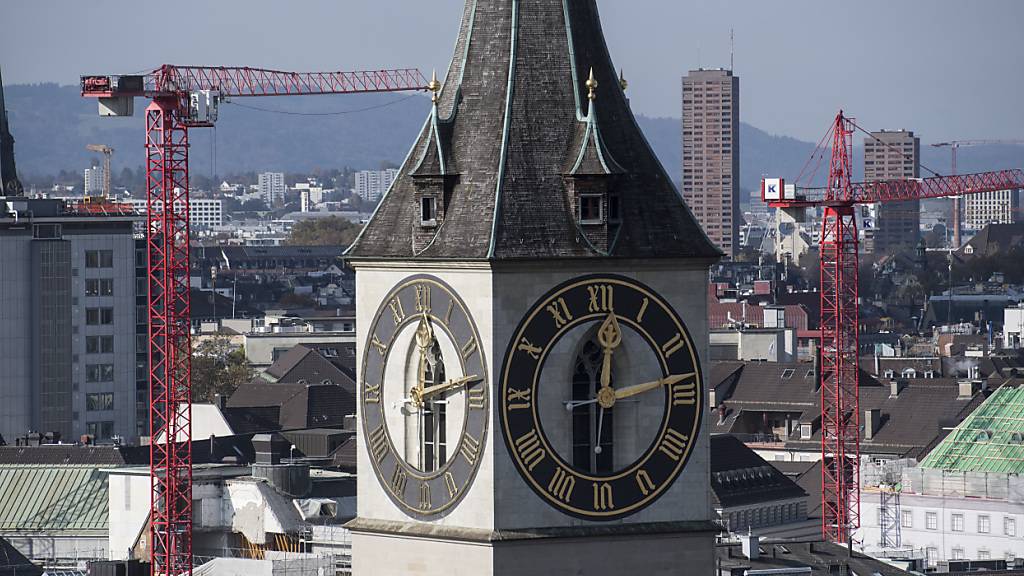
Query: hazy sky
xmin=3 ymin=0 xmax=1022 ymax=143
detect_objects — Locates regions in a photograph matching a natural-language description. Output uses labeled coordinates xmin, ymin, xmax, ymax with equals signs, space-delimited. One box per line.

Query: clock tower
xmin=346 ymin=1 xmax=722 ymax=574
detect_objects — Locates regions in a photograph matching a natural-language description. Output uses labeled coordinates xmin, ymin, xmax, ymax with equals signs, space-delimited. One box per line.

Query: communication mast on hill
xmin=763 ymin=110 xmax=1024 ymax=544
xmin=82 ymin=64 xmax=427 ymax=576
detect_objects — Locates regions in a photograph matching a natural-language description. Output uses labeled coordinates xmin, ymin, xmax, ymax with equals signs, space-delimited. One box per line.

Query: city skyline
xmin=0 ymin=0 xmax=1022 ymax=144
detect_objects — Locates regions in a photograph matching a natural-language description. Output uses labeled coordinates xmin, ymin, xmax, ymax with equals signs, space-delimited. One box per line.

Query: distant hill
xmin=5 ymin=84 xmax=1023 ymax=201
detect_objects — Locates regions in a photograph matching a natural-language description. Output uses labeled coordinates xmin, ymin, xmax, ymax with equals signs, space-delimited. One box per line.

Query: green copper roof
xmin=920 ymin=386 xmax=1024 ymax=474
xmin=0 ymin=465 xmax=111 ymax=534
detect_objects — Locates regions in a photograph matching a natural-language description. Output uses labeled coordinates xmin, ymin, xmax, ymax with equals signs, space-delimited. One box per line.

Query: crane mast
xmin=82 ymin=64 xmax=427 ymax=576
xmin=764 ymin=111 xmax=1024 ymax=545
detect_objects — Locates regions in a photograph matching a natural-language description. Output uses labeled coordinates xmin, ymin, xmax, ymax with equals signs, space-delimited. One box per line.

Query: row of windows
xmin=86 ymin=336 xmax=114 ymax=354
xmin=86 ymin=392 xmax=114 ymax=411
xmin=86 ymin=364 xmax=114 ymax=383
xmin=87 ymin=421 xmax=114 ymax=440
xmin=86 ymin=307 xmax=114 ymax=325
xmin=85 ymin=279 xmax=114 ymax=297
xmin=905 ymin=510 xmax=1015 ymax=535
xmin=85 ymin=250 xmax=114 ymax=269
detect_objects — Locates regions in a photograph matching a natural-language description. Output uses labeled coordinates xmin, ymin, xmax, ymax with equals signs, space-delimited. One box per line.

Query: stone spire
xmin=0 ymin=66 xmax=24 ymax=197
xmin=348 ymin=0 xmax=720 ymax=261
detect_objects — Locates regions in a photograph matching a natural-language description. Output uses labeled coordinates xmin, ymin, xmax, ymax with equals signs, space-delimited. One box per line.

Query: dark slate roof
xmin=711 ymin=362 xmax=986 ymax=459
xmin=715 ymin=540 xmax=913 ymax=576
xmin=262 ymin=345 xmax=356 ymax=390
xmin=0 ymin=536 xmax=41 ymax=576
xmin=955 ymin=222 xmax=1024 ymax=260
xmin=772 ymin=460 xmax=823 ymax=520
xmin=329 ymin=436 xmax=358 ymax=473
xmin=0 ymin=445 xmax=148 ymax=466
xmin=227 ymin=382 xmax=354 ymax=431
xmin=347 ymin=0 xmax=719 ymax=261
xmin=710 ymin=435 xmax=806 ymax=508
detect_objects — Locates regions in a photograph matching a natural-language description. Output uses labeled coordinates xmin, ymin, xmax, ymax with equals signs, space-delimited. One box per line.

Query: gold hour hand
xmin=614 ymin=373 xmax=695 ymax=401
xmin=413 ymin=312 xmax=433 ymax=404
xmin=418 ymin=375 xmax=480 ymax=403
xmin=597 ymin=313 xmax=622 ymax=391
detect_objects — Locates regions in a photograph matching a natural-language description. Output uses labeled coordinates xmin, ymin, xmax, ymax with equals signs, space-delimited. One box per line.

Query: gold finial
xmin=586 ymin=68 xmax=598 ymax=101
xmin=428 ymin=69 xmax=442 ymax=104
xmin=619 ymin=69 xmax=628 ymax=92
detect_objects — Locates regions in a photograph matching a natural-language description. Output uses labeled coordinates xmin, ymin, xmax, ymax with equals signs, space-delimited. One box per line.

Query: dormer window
xmin=579 ymin=194 xmax=604 ymax=225
xmin=421 ymin=196 xmax=438 ymax=227
xmin=902 ymin=368 xmax=917 ymax=379
xmin=884 ymin=369 xmax=895 ymax=379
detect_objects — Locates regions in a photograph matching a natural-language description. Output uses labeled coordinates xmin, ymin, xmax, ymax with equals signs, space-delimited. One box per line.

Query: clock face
xmin=361 ymin=275 xmax=488 ymax=517
xmin=500 ymin=275 xmax=703 ymax=520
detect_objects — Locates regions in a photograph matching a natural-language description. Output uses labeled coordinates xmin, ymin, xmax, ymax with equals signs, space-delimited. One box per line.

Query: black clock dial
xmin=361 ymin=275 xmax=488 ymax=518
xmin=500 ymin=275 xmax=703 ymax=520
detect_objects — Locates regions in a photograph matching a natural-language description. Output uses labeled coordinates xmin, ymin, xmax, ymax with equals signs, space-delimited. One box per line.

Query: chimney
xmin=741 ymin=532 xmax=760 ymax=560
xmin=214 ymin=393 xmax=227 ymax=411
xmin=718 ymin=404 xmax=728 ymax=425
xmin=864 ymin=409 xmax=881 ymax=441
xmin=344 ymin=414 xmax=358 ymax=432
xmin=889 ymin=379 xmax=906 ymax=398
xmin=709 ymin=386 xmax=717 ymax=409
xmin=252 ymin=433 xmax=289 ymax=465
xmin=874 ymin=354 xmax=881 ymax=376
xmin=958 ymin=380 xmax=978 ymax=399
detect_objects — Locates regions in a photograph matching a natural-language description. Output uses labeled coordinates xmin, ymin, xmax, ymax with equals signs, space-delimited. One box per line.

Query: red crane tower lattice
xmin=763 ymin=111 xmax=1024 ymax=544
xmin=82 ymin=65 xmax=427 ymax=576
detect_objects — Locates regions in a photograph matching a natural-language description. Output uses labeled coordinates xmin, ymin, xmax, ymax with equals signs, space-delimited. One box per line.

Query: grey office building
xmin=0 ymin=198 xmax=142 ymax=444
xmin=863 ymin=130 xmax=921 ymax=254
xmin=682 ymin=68 xmax=740 ymax=258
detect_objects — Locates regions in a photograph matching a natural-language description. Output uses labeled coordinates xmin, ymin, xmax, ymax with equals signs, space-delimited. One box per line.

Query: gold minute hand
xmin=614 ymin=373 xmax=695 ymax=401
xmin=597 ymin=313 xmax=622 ymax=390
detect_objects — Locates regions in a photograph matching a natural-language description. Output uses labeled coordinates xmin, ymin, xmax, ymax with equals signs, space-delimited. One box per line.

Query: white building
xmin=258 ymin=172 xmax=286 ymax=206
xmin=128 ymin=198 xmax=223 ymax=228
xmin=84 ymin=165 xmax=105 ymax=195
xmin=353 ymin=169 xmax=397 ymax=203
xmin=965 ymin=189 xmax=1020 ymax=231
xmin=1006 ymin=304 xmax=1024 ymax=349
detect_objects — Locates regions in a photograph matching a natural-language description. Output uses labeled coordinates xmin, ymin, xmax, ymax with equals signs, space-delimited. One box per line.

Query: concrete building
xmin=352 ymin=169 xmax=397 ymax=203
xmin=128 ymin=198 xmax=223 ymax=228
xmin=863 ymin=130 xmax=921 ymax=254
xmin=1007 ymin=304 xmax=1024 ymax=349
xmin=857 ymin=386 xmax=1024 ymax=567
xmin=257 ymin=172 xmax=285 ymax=207
xmin=84 ymin=166 xmax=105 ymax=196
xmin=965 ymin=189 xmax=1020 ymax=231
xmin=0 ymin=198 xmax=141 ymax=444
xmin=682 ymin=68 xmax=740 ymax=257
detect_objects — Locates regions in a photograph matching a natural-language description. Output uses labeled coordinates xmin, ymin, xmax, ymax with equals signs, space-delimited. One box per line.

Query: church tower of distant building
xmin=682 ymin=69 xmax=740 ymax=258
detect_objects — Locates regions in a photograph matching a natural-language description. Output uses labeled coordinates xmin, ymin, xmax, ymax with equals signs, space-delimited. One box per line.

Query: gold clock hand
xmin=418 ymin=375 xmax=480 ymax=402
xmin=614 ymin=373 xmax=695 ymax=402
xmin=597 ymin=313 xmax=622 ymax=391
xmin=413 ymin=312 xmax=433 ymax=406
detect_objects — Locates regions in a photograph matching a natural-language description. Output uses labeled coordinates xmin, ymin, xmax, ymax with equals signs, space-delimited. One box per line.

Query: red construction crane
xmin=931 ymin=140 xmax=1024 ymax=246
xmin=763 ymin=111 xmax=1024 ymax=545
xmin=81 ymin=65 xmax=427 ymax=576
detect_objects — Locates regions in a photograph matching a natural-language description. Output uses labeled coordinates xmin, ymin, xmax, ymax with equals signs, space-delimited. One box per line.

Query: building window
xmin=85 ymin=279 xmax=114 ymax=297
xmin=420 ymin=196 xmax=437 ymax=226
xmin=1007 ymin=552 xmax=1016 ymax=563
xmin=952 ymin=547 xmax=965 ymax=561
xmin=86 ymin=421 xmax=114 ymax=440
xmin=951 ymin=513 xmax=964 ymax=532
xmin=926 ymin=548 xmax=939 ymax=568
xmin=86 ymin=364 xmax=115 ymax=383
xmin=800 ymin=423 xmax=812 ymax=440
xmin=978 ymin=550 xmax=991 ymax=561
xmin=86 ymin=307 xmax=114 ymax=325
xmin=33 ymin=224 xmax=62 ymax=239
xmin=86 ymin=393 xmax=114 ymax=411
xmin=978 ymin=515 xmax=991 ymax=534
xmin=86 ymin=250 xmax=114 ymax=268
xmin=419 ymin=334 xmax=447 ymax=472
xmin=901 ymin=510 xmax=913 ymax=528
xmin=579 ymin=195 xmax=604 ymax=225
xmin=1006 ymin=517 xmax=1016 ymax=537
xmin=926 ymin=511 xmax=938 ymax=530
xmin=86 ymin=336 xmax=114 ymax=354
xmin=572 ymin=338 xmax=615 ymax=474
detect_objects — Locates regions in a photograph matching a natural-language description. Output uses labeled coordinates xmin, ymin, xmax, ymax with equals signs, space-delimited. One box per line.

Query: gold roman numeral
xmin=368 ymin=425 xmax=389 ymax=463
xmin=443 ymin=300 xmax=455 ymax=327
xmin=661 ymin=333 xmax=686 ymax=358
xmin=593 ymin=482 xmax=614 ymax=511
xmin=514 ymin=429 xmax=546 ymax=472
xmin=587 ymin=284 xmax=615 ymax=313
xmin=370 ymin=334 xmax=387 ymax=356
xmin=419 ymin=483 xmax=432 ymax=511
xmin=364 ymin=382 xmax=381 ymax=404
xmin=460 ymin=434 xmax=481 ymax=466
xmin=518 ymin=337 xmax=543 ymax=361
xmin=507 ymin=387 xmax=532 ymax=411
xmin=672 ymin=380 xmax=697 ymax=406
xmin=659 ymin=429 xmax=690 ymax=462
xmin=636 ymin=469 xmax=656 ymax=496
xmin=461 ymin=337 xmax=478 ymax=361
xmin=414 ymin=284 xmax=431 ymax=313
xmin=388 ymin=297 xmax=406 ymax=325
xmin=637 ymin=297 xmax=650 ymax=323
xmin=547 ymin=467 xmax=576 ymax=502
xmin=391 ymin=466 xmax=407 ymax=494
xmin=546 ymin=297 xmax=574 ymax=329
xmin=444 ymin=472 xmax=459 ymax=499
xmin=467 ymin=385 xmax=486 ymax=410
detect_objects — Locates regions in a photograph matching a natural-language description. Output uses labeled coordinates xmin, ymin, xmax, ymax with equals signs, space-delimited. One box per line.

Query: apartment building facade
xmin=864 ymin=130 xmax=921 ymax=254
xmin=965 ymin=189 xmax=1020 ymax=231
xmin=682 ymin=68 xmax=740 ymax=258
xmin=353 ymin=168 xmax=398 ymax=203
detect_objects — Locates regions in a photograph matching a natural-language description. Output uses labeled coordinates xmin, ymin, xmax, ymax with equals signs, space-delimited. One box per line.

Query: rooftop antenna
xmin=730 ymin=28 xmax=735 ymax=71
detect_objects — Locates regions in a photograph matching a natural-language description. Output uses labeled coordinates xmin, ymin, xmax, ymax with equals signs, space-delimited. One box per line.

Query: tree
xmin=191 ymin=336 xmax=254 ymax=403
xmin=286 ymin=216 xmax=363 ymax=247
